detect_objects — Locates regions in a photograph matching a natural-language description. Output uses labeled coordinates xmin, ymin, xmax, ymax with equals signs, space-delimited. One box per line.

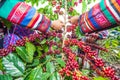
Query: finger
xmin=59 ymin=20 xmax=63 ymax=23
xmin=68 ymin=19 xmax=72 ymax=23
xmin=61 ymin=23 xmax=65 ymax=27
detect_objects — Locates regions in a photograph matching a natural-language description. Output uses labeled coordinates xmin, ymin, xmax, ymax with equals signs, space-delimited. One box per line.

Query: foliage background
xmin=0 ymin=0 xmax=120 ymax=80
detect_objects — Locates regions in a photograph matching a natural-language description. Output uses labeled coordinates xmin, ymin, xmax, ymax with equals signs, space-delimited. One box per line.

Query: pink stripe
xmin=18 ymin=3 xmax=31 ymax=24
xmin=7 ymin=2 xmax=21 ymax=20
xmin=116 ymin=0 xmax=120 ymax=5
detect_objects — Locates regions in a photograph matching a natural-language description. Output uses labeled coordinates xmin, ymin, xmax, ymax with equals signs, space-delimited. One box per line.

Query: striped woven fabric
xmin=79 ymin=0 xmax=120 ymax=34
xmin=98 ymin=30 xmax=109 ymax=39
xmin=0 ymin=0 xmax=51 ymax=33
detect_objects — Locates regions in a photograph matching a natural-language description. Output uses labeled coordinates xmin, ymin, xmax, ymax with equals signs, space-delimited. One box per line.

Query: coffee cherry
xmin=103 ymin=67 xmax=115 ymax=77
xmin=74 ymin=2 xmax=78 ymax=6
xmin=56 ymin=5 xmax=61 ymax=10
xmin=111 ymin=76 xmax=120 ymax=80
xmin=79 ymin=0 xmax=82 ymax=3
xmin=94 ymin=58 xmax=104 ymax=67
xmin=82 ymin=46 xmax=91 ymax=53
xmin=52 ymin=1 xmax=57 ymax=5
xmin=68 ymin=7 xmax=74 ymax=12
xmin=16 ymin=39 xmax=25 ymax=46
xmin=87 ymin=51 xmax=97 ymax=59
xmin=80 ymin=76 xmax=89 ymax=80
xmin=7 ymin=44 xmax=16 ymax=52
xmin=59 ymin=11 xmax=64 ymax=15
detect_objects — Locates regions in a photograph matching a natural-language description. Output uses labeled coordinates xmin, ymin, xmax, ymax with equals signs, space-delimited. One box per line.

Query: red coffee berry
xmin=56 ymin=5 xmax=61 ymax=9
xmin=74 ymin=2 xmax=78 ymax=6
xmin=68 ymin=7 xmax=74 ymax=12
xmin=103 ymin=67 xmax=115 ymax=77
xmin=111 ymin=76 xmax=120 ymax=80
xmin=94 ymin=58 xmax=104 ymax=67
xmin=80 ymin=76 xmax=89 ymax=80
xmin=82 ymin=46 xmax=91 ymax=53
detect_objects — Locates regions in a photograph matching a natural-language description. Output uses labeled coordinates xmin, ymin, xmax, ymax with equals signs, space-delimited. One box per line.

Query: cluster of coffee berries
xmin=67 ymin=24 xmax=77 ymax=32
xmin=82 ymin=46 xmax=91 ymax=53
xmin=68 ymin=7 xmax=74 ymax=12
xmin=63 ymin=39 xmax=119 ymax=79
xmin=72 ymin=71 xmax=80 ymax=80
xmin=59 ymin=67 xmax=71 ymax=77
xmin=94 ymin=58 xmax=104 ymax=67
xmin=87 ymin=51 xmax=97 ymax=59
xmin=85 ymin=43 xmax=108 ymax=52
xmin=0 ymin=48 xmax=9 ymax=56
xmin=111 ymin=76 xmax=120 ymax=80
xmin=72 ymin=70 xmax=89 ymax=80
xmin=103 ymin=67 xmax=115 ymax=77
xmin=64 ymin=39 xmax=78 ymax=46
xmin=80 ymin=76 xmax=89 ymax=80
xmin=59 ymin=47 xmax=79 ymax=77
xmin=49 ymin=0 xmax=64 ymax=15
xmin=66 ymin=52 xmax=79 ymax=70
xmin=0 ymin=32 xmax=41 ymax=56
xmin=45 ymin=31 xmax=62 ymax=40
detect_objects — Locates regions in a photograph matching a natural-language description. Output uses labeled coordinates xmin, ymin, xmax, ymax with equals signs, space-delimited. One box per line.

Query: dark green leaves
xmin=46 ymin=62 xmax=61 ymax=80
xmin=0 ymin=74 xmax=13 ymax=80
xmin=46 ymin=62 xmax=55 ymax=73
xmin=25 ymin=42 xmax=36 ymax=61
xmin=16 ymin=42 xmax=36 ymax=63
xmin=24 ymin=66 xmax=43 ymax=80
xmin=2 ymin=53 xmax=25 ymax=77
xmin=16 ymin=46 xmax=29 ymax=62
xmin=56 ymin=58 xmax=65 ymax=67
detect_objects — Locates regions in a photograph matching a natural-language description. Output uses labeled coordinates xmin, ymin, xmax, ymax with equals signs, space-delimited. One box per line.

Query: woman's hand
xmin=68 ymin=15 xmax=79 ymax=24
xmin=51 ymin=20 xmax=64 ymax=30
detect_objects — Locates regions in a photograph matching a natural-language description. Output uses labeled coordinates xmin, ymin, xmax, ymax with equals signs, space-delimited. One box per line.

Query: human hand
xmin=51 ymin=20 xmax=64 ymax=30
xmin=68 ymin=15 xmax=79 ymax=25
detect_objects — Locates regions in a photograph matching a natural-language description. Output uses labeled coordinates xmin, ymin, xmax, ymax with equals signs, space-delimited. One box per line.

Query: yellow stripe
xmin=27 ymin=12 xmax=38 ymax=28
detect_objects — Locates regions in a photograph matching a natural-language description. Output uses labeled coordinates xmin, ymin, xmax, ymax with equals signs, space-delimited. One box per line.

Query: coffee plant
xmin=0 ymin=0 xmax=120 ymax=80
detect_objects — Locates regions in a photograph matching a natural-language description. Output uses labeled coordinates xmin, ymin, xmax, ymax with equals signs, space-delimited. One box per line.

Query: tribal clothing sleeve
xmin=0 ymin=0 xmax=51 ymax=33
xmin=78 ymin=0 xmax=120 ymax=34
xmin=98 ymin=30 xmax=109 ymax=39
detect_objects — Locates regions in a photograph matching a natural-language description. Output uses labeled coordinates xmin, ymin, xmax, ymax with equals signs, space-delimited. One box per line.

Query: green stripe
xmin=0 ymin=0 xmax=20 ymax=19
xmin=100 ymin=0 xmax=116 ymax=25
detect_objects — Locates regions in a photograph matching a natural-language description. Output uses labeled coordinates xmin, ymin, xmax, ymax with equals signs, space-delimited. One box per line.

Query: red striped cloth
xmin=0 ymin=1 xmax=51 ymax=33
xmin=79 ymin=0 xmax=120 ymax=34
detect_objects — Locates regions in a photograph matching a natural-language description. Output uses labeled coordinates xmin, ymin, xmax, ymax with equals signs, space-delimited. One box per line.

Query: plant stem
xmin=61 ymin=0 xmax=68 ymax=59
xmin=62 ymin=0 xmax=67 ymax=48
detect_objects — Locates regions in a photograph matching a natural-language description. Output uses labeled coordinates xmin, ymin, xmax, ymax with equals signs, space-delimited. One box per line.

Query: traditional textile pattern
xmin=79 ymin=0 xmax=120 ymax=34
xmin=0 ymin=0 xmax=51 ymax=33
xmin=3 ymin=24 xmax=34 ymax=48
xmin=7 ymin=2 xmax=31 ymax=24
xmin=36 ymin=16 xmax=51 ymax=33
xmin=98 ymin=30 xmax=109 ymax=39
xmin=10 ymin=25 xmax=34 ymax=38
xmin=3 ymin=33 xmax=20 ymax=48
xmin=0 ymin=0 xmax=21 ymax=18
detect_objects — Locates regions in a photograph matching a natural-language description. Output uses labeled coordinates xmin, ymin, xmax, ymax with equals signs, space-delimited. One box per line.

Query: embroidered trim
xmin=7 ymin=2 xmax=31 ymax=23
xmin=37 ymin=16 xmax=51 ymax=33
